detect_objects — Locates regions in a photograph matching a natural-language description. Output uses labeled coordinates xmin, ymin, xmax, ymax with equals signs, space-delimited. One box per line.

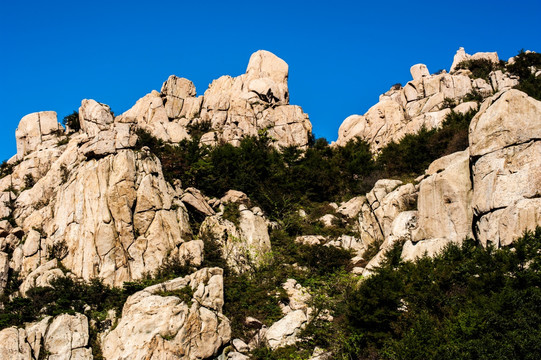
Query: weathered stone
xmin=161 ymin=75 xmax=197 ymax=119
xmin=318 ymin=214 xmax=337 ymax=227
xmin=336 ymin=100 xmax=405 ymax=152
xmin=232 ymin=338 xmax=249 ymax=353
xmin=15 ymin=111 xmax=62 ymax=159
xmin=472 ymin=142 xmax=541 ymax=215
xmin=0 ymin=327 xmax=33 ymax=360
xmin=19 ymin=259 xmax=64 ymax=296
xmin=199 ymin=206 xmax=271 ymax=273
xmin=362 ymin=211 xmax=418 ymax=276
xmin=260 ymin=105 xmax=312 ymax=149
xmin=413 ymin=150 xmax=472 ymax=243
xmin=404 ymin=80 xmax=424 ymax=102
xmin=0 ymin=314 xmax=92 ymax=360
xmin=265 ymin=309 xmax=308 ymax=350
xmin=469 ymin=90 xmax=541 ymax=157
xmin=402 ymin=238 xmax=454 ymax=261
xmin=0 ymin=251 xmax=8 ymax=294
xmin=295 ymin=235 xmax=326 ymax=246
xmin=102 ymin=268 xmax=231 ymax=360
xmin=22 ymin=229 xmax=41 ymax=257
xmin=182 ymin=187 xmax=215 ymax=216
xmin=410 ymin=64 xmax=430 ymax=81
xmin=373 ymin=183 xmax=417 ymax=239
xmin=221 ymin=190 xmax=250 ymax=204
xmin=179 ymin=240 xmax=204 ymax=267
xmin=337 ymin=196 xmax=365 ymax=218
xmin=450 ymin=47 xmax=470 ymax=73
xmin=79 ymin=99 xmax=114 ymax=137
xmin=44 ymin=313 xmax=92 ymax=359
xmin=44 ymin=149 xmax=192 ymax=286
xmin=281 ymin=279 xmax=311 ymax=314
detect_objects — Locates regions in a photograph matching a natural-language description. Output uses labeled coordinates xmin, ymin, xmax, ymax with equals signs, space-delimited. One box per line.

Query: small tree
xmin=62 ymin=111 xmax=80 ymax=132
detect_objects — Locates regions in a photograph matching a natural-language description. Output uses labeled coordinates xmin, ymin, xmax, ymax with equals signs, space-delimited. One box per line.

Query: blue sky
xmin=1 ymin=0 xmax=539 ymax=161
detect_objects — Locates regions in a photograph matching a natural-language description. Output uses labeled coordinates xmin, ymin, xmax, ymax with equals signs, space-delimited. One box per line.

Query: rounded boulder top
xmin=246 ymin=50 xmax=289 ymax=84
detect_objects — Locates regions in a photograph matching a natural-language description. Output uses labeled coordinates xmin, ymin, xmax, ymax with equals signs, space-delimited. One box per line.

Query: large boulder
xmin=79 ymin=99 xmax=114 ymax=137
xmin=15 ymin=111 xmax=63 ymax=159
xmin=410 ymin=64 xmax=430 ymax=81
xmin=102 ymin=268 xmax=231 ymax=360
xmin=0 ymin=313 xmax=92 ymax=360
xmin=412 ymin=150 xmax=473 ymax=243
xmin=358 ymin=180 xmax=416 ymax=247
xmin=470 ymin=90 xmax=541 ymax=246
xmin=265 ymin=310 xmax=308 ymax=350
xmin=336 ymin=100 xmax=404 ymax=152
xmin=199 ymin=204 xmax=271 ymax=273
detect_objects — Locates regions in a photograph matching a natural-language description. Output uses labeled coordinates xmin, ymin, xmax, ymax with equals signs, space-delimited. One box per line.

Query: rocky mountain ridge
xmin=336 ymin=47 xmax=521 ymax=152
xmin=0 ymin=48 xmax=539 ymax=359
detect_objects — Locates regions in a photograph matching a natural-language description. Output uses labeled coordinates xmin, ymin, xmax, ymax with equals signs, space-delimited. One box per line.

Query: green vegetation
xmin=456 ymin=50 xmax=541 ymax=101
xmin=155 ymin=286 xmax=194 ymax=306
xmin=62 ymin=111 xmax=80 ymax=132
xmin=222 ymin=202 xmax=242 ymax=226
xmin=376 ymin=108 xmax=476 ymax=178
xmin=455 ymin=58 xmax=503 ymax=81
xmin=508 ymin=50 xmax=541 ymax=101
xmin=47 ymin=240 xmax=69 ymax=260
xmin=248 ymin=228 xmax=541 ymax=359
xmin=0 ymin=160 xmax=19 ymax=179
xmin=334 ymin=227 xmax=541 ymax=360
xmin=223 ymin=226 xmax=354 ymax=339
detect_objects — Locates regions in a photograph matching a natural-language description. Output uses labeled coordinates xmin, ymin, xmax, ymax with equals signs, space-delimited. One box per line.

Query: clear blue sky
xmin=1 ymin=0 xmax=539 ymax=161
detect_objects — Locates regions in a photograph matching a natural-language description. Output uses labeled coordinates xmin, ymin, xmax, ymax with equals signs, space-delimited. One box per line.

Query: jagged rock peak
xmin=116 ymin=49 xmax=311 ymax=149
xmin=335 ymin=47 xmax=518 ymax=152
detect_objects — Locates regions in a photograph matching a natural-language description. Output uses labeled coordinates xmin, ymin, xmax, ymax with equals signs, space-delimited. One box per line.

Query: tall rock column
xmin=469 ymin=89 xmax=541 ymax=246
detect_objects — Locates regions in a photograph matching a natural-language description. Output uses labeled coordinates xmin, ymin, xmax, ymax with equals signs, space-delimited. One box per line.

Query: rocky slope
xmin=336 ymin=47 xmax=519 ymax=152
xmin=0 ymin=48 xmax=539 ymax=359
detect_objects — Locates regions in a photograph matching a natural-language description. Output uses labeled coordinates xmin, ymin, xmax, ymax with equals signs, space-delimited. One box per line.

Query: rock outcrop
xmin=412 ymin=150 xmax=473 ymax=244
xmin=0 ymin=313 xmax=93 ymax=360
xmin=355 ymin=89 xmax=541 ymax=270
xmin=117 ymin=50 xmax=312 ymax=149
xmin=336 ymin=47 xmax=519 ymax=152
xmin=2 ymin=96 xmax=194 ymax=287
xmin=15 ymin=111 xmax=63 ymax=160
xmin=470 ymin=90 xmax=541 ymax=247
xmin=358 ymin=179 xmax=417 ymax=247
xmin=450 ymin=47 xmax=499 ymax=73
xmin=199 ymin=199 xmax=271 ymax=273
xmin=102 ymin=268 xmax=230 ymax=360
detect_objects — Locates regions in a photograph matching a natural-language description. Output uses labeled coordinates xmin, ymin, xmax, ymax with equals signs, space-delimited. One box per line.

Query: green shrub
xmin=24 ymin=174 xmax=35 ymax=189
xmin=455 ymin=58 xmax=501 ymax=81
xmin=462 ymin=89 xmax=485 ymax=103
xmin=376 ymin=107 xmax=476 ymax=177
xmin=507 ymin=50 xmax=541 ymax=101
xmin=62 ymin=111 xmax=80 ymax=132
xmin=155 ymin=286 xmax=194 ymax=306
xmin=335 ymin=227 xmax=541 ymax=360
xmin=0 ymin=160 xmax=17 ymax=179
xmin=186 ymin=120 xmax=212 ymax=139
xmin=222 ymin=202 xmax=241 ymax=226
xmin=47 ymin=240 xmax=68 ymax=260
